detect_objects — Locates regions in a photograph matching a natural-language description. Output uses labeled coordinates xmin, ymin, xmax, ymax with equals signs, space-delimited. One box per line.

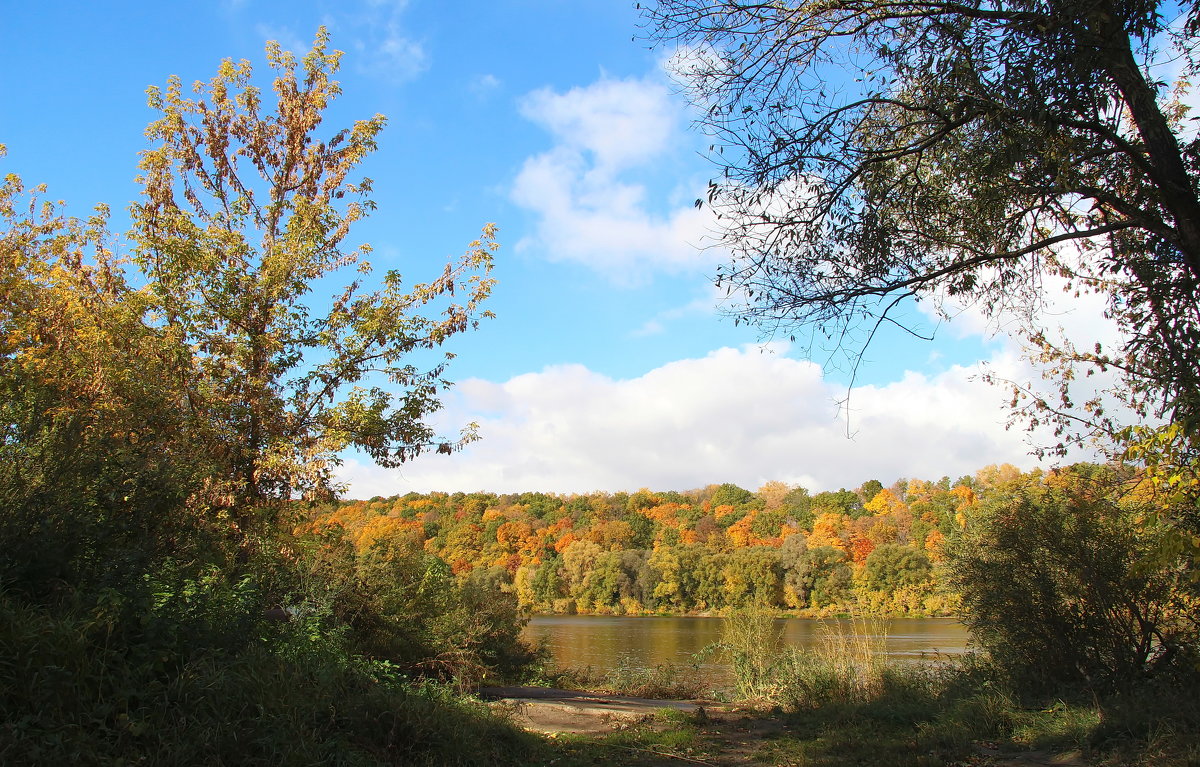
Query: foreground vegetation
xmin=553 ymin=670 xmax=1200 ymax=767
xmin=0 ymin=32 xmax=541 ymax=766
xmin=0 ymin=591 xmax=540 ymax=766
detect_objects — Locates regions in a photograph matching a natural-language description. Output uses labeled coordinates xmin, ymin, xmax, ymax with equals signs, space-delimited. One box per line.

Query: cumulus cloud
xmin=336 ymin=345 xmax=1080 ymax=498
xmin=511 ymin=75 xmax=715 ymax=282
xmin=520 ymin=78 xmax=677 ymax=170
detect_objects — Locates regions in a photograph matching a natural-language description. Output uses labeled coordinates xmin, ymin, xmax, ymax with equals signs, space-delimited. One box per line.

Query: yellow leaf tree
xmin=129 ymin=29 xmax=496 ymax=534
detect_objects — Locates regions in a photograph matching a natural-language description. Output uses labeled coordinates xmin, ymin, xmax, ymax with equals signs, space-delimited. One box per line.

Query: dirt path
xmin=478 ymin=685 xmax=712 ymax=735
xmin=480 ymin=687 xmax=793 ymax=765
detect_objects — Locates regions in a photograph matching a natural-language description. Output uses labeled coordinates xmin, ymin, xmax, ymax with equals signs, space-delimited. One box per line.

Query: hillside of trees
xmin=310 ymin=461 xmax=1162 ymax=625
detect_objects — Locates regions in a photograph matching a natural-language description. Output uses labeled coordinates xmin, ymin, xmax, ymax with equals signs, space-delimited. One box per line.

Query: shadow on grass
xmin=534 ymin=673 xmax=1200 ymax=767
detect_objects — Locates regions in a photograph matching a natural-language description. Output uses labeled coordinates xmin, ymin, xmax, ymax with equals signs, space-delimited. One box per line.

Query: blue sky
xmin=2 ymin=1 xmax=1094 ymax=496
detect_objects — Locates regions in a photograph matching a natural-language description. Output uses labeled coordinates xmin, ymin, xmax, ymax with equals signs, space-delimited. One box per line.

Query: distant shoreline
xmin=525 ymin=610 xmax=964 ymax=620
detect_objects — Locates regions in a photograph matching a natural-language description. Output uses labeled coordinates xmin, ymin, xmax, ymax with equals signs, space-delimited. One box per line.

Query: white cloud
xmin=511 ymin=75 xmax=716 ymax=282
xmin=912 ymin=247 xmax=1142 ymax=446
xmin=336 ymin=344 xmax=1083 ymax=497
xmin=628 ymin=284 xmax=726 ymax=338
xmin=630 ymin=319 xmax=665 ymax=337
xmin=520 ymin=78 xmax=677 ymax=171
xmin=300 ymin=1 xmax=428 ymax=82
xmin=371 ymin=32 xmax=427 ymax=79
xmin=251 ymin=5 xmax=426 ymax=82
xmin=470 ymin=73 xmax=501 ymax=97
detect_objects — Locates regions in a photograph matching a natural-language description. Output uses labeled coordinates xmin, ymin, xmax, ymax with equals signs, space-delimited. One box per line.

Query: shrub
xmin=947 ymin=473 xmax=1196 ymax=694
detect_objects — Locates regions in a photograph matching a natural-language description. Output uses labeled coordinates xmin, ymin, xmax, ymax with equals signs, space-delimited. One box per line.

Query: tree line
xmin=316 ymin=474 xmax=966 ymax=616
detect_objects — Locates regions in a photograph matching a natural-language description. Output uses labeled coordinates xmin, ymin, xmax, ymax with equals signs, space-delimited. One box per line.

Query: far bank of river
xmin=523 ymin=615 xmax=970 ymax=678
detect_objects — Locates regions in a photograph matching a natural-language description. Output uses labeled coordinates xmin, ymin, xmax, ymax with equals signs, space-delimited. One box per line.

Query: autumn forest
xmin=317 ymin=468 xmax=1010 ymax=617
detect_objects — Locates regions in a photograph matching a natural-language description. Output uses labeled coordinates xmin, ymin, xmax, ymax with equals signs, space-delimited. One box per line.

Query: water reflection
xmin=523 ymin=615 xmax=970 ymax=677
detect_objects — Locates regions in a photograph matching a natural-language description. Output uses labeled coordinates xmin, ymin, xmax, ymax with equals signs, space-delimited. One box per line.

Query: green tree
xmin=579 ymin=550 xmax=652 ymax=611
xmin=131 ymin=29 xmax=496 ymax=534
xmin=0 ymin=170 xmax=206 ymax=591
xmin=812 ymin=489 xmax=863 ymax=519
xmin=335 ymin=535 xmax=533 ymax=680
xmin=625 ymin=508 xmax=657 ymax=549
xmin=723 ymin=546 xmax=783 ymax=607
xmin=785 ymin=546 xmax=852 ymax=609
xmin=861 ymin=544 xmax=933 ymax=592
xmin=710 ymin=482 xmax=757 ymax=509
xmin=695 ymin=551 xmax=731 ymax=609
xmin=529 ymin=556 xmax=565 ymax=608
xmin=780 ymin=486 xmax=814 ymax=530
xmin=858 ymin=480 xmax=884 ymax=506
xmin=750 ymin=508 xmax=788 ymax=539
xmin=560 ymin=539 xmax=604 ymax=607
xmin=648 ymin=543 xmax=704 ymax=610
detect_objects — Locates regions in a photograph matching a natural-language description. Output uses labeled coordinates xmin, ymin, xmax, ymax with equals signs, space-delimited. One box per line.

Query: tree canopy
xmin=128 ymin=31 xmax=497 ymax=526
xmin=643 ymin=0 xmax=1200 ymax=446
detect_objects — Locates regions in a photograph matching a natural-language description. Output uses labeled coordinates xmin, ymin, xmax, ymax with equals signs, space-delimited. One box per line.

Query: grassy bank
xmin=8 ymin=589 xmax=1194 ymax=766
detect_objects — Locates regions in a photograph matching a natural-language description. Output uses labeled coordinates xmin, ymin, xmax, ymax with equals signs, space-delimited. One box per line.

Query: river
xmin=523 ymin=615 xmax=970 ymax=677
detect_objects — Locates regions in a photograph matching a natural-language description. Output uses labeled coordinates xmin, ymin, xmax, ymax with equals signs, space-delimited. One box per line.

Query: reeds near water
xmin=718 ymin=608 xmax=910 ymax=707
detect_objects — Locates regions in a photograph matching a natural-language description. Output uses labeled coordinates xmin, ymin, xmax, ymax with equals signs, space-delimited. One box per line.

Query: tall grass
xmin=718 ymin=607 xmax=785 ymax=701
xmin=708 ymin=610 xmax=1200 ymax=766
xmin=796 ymin=615 xmax=891 ymax=703
xmin=718 ymin=609 xmax=932 ymax=708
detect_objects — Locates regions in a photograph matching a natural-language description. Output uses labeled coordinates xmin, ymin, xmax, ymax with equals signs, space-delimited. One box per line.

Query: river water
xmin=523 ymin=615 xmax=970 ymax=676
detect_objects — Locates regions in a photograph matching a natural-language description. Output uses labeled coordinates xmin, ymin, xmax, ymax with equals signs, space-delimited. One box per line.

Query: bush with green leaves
xmin=948 ymin=469 xmax=1197 ymax=694
xmin=273 ymin=529 xmax=537 ymax=685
